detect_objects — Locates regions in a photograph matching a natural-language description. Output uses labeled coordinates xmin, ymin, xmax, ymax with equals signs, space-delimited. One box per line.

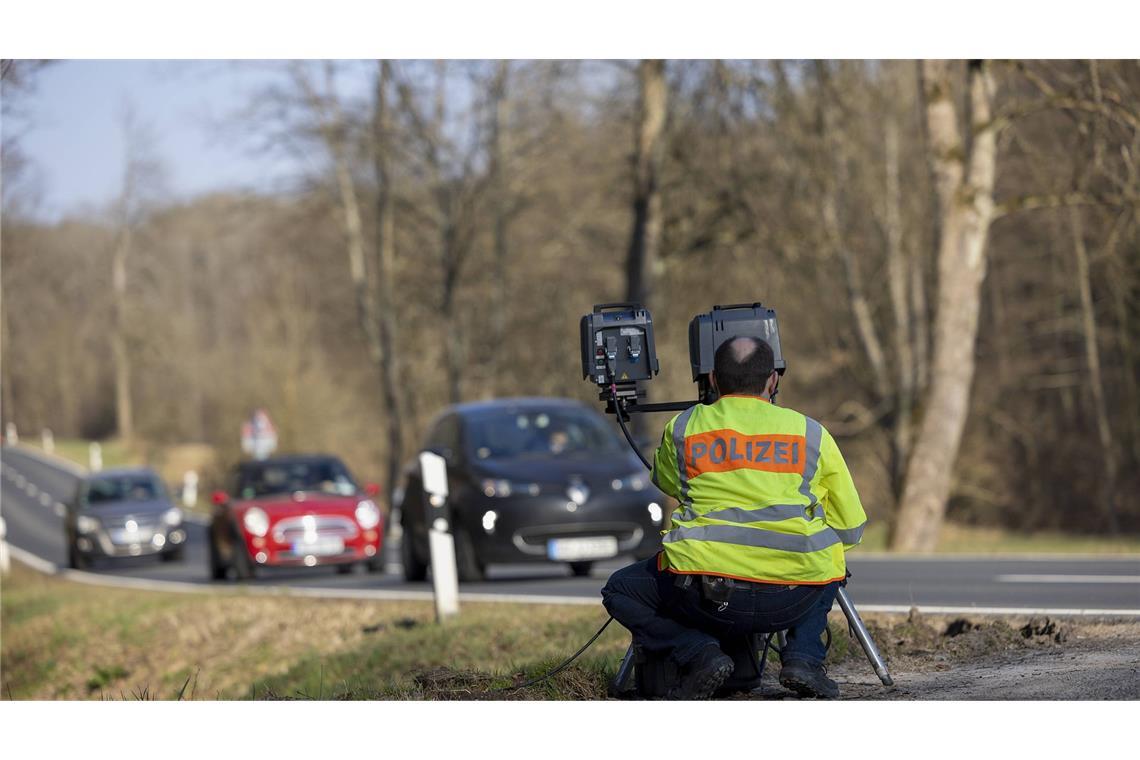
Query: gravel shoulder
xmin=779 ymin=612 xmax=1140 ymax=700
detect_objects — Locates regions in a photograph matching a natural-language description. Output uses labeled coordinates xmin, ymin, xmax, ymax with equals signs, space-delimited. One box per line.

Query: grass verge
xmin=0 ymin=562 xmax=626 ymax=700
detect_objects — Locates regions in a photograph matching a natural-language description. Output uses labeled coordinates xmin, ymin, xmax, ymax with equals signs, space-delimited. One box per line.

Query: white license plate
xmin=293 ymin=537 xmax=344 ymax=557
xmin=547 ymin=536 xmax=618 ymax=561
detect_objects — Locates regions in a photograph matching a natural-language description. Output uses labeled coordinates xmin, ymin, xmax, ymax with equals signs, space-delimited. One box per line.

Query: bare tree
xmin=109 ymin=103 xmax=165 ymax=444
xmin=892 ymin=61 xmax=999 ymax=552
xmin=625 ymin=60 xmax=668 ymax=309
xmin=372 ymin=60 xmax=405 ymax=505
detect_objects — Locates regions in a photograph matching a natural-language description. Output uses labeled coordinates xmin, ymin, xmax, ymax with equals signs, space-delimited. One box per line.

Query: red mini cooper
xmin=208 ymin=454 xmax=384 ymax=580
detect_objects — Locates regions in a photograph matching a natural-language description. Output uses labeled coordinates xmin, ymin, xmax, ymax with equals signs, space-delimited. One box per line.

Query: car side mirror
xmin=365 ymin=482 xmax=381 ymax=498
xmin=211 ymin=490 xmax=230 ymax=506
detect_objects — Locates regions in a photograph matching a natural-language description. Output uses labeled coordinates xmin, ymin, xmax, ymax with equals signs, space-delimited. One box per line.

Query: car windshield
xmin=466 ymin=407 xmax=623 ymax=461
xmin=237 ymin=459 xmax=357 ymax=498
xmin=85 ymin=475 xmax=164 ymax=505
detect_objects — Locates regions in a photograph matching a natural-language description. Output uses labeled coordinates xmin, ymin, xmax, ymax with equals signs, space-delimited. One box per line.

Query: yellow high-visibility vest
xmin=651 ymin=394 xmax=867 ymax=585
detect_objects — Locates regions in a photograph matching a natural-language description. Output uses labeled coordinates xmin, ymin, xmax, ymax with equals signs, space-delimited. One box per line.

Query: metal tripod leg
xmin=835 ymin=586 xmax=893 ymax=686
xmin=610 ymin=644 xmax=637 ymax=697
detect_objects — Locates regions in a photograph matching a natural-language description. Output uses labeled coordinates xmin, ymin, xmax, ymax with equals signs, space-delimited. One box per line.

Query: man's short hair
xmin=713 ymin=336 xmax=775 ymax=396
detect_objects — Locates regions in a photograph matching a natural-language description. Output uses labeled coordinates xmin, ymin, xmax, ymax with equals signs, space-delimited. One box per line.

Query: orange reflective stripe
xmin=683 ymin=429 xmax=806 ymax=479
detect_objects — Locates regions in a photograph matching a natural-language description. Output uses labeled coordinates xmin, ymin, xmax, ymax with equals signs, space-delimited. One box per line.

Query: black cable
xmin=494 ymin=616 xmax=615 ymax=692
xmin=610 ymin=383 xmax=653 ymax=471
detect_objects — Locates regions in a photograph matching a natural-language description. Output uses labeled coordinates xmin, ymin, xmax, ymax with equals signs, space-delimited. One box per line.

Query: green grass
xmin=858 ymin=522 xmax=1140 ymax=554
xmin=0 ymin=562 xmax=627 ymax=700
xmin=25 ymin=437 xmax=137 ymax=471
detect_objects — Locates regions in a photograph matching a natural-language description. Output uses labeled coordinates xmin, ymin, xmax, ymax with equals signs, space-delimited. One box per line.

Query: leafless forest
xmin=3 ymin=60 xmax=1138 ymax=548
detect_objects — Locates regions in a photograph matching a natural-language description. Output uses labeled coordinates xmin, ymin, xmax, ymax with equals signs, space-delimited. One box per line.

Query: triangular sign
xmin=620 ymin=372 xmax=630 ymax=380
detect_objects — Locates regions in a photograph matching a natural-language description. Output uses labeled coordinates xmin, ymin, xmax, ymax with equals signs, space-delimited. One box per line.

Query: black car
xmin=65 ymin=467 xmax=187 ymax=569
xmin=399 ymin=397 xmax=666 ymax=582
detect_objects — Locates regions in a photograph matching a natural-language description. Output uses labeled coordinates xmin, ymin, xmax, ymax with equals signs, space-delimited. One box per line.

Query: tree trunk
xmin=489 ymin=61 xmax=511 ymax=397
xmin=1069 ymin=206 xmax=1119 ymax=533
xmin=111 ymin=224 xmax=134 ymax=443
xmin=891 ymin=60 xmax=998 ymax=553
xmin=884 ymin=114 xmax=915 ymax=500
xmin=373 ymin=59 xmax=405 ymax=506
xmin=624 ymin=60 xmax=666 ymax=438
xmin=624 ymin=59 xmax=667 ymax=309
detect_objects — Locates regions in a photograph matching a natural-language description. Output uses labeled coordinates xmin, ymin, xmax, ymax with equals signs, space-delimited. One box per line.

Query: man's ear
xmin=766 ymin=371 xmax=779 ymax=396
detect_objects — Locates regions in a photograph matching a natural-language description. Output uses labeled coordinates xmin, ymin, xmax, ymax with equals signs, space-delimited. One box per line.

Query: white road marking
xmin=54 ymin=503 xmax=67 ymax=517
xmin=856 ymin=604 xmax=1140 ymax=616
xmin=15 ymin=474 xmax=26 ymax=487
xmin=26 ymin=483 xmax=38 ymax=497
xmin=996 ymin=574 xmax=1140 ymax=584
xmin=40 ymin=492 xmax=53 ymax=507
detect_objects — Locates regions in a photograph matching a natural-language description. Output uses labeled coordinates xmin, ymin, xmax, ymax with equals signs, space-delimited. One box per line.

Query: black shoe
xmin=779 ymin=659 xmax=839 ymax=699
xmin=669 ymin=645 xmax=734 ymax=700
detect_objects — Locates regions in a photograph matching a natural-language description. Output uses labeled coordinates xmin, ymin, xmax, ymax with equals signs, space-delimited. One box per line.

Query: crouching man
xmin=602 ymin=336 xmax=867 ymax=699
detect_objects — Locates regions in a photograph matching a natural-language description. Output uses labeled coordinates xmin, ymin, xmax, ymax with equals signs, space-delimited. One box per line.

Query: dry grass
xmin=0 ymin=562 xmax=624 ymax=700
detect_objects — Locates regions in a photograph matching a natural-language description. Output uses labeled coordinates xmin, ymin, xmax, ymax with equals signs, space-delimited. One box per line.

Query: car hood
xmin=471 ymin=452 xmax=646 ymax=487
xmin=235 ymin=492 xmax=360 ymax=517
xmin=86 ymin=499 xmax=173 ymax=519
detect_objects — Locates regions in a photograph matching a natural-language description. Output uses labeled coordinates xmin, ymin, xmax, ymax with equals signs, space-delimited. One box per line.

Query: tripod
xmin=609 ymin=584 xmax=893 ymax=698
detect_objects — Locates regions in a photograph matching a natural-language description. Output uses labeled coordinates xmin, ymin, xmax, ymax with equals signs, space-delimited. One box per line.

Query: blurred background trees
xmin=2 ymin=59 xmax=1138 ymax=546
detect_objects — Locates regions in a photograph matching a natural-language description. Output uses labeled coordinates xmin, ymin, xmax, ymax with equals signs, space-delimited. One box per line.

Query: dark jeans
xmin=601 ymin=556 xmax=840 ymax=668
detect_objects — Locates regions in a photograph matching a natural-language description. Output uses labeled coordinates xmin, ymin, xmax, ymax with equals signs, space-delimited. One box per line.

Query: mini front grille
xmin=272 ymin=515 xmax=358 ymax=543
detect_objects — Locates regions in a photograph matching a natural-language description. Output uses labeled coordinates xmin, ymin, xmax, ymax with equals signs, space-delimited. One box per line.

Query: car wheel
xmin=231 ymin=537 xmax=255 ymax=581
xmin=335 ymin=563 xmax=355 ymax=575
xmin=569 ymin=561 xmax=594 ymax=578
xmin=366 ymin=555 xmax=386 ymax=573
xmin=453 ymin=527 xmax=486 ymax=583
xmin=401 ymin=534 xmax=428 ymax=582
xmin=161 ymin=547 xmax=185 ymax=563
xmin=68 ymin=543 xmax=90 ymax=571
xmin=208 ymin=536 xmax=228 ymax=581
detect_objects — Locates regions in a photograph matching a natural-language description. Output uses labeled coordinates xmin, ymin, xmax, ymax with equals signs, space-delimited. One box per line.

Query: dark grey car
xmin=65 ymin=467 xmax=187 ymax=569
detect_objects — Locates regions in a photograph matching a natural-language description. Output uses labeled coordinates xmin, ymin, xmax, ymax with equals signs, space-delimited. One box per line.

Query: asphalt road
xmin=3 ymin=445 xmax=1139 ymax=614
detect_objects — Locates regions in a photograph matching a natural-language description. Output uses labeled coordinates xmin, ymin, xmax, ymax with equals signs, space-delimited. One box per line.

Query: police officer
xmin=601 ymin=336 xmax=867 ymax=699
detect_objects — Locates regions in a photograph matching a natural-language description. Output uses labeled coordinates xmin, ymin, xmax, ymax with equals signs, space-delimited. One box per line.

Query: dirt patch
xmin=792 ymin=609 xmax=1140 ymax=700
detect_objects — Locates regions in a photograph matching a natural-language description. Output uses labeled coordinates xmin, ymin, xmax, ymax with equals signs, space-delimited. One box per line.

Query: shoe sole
xmin=779 ymin=674 xmax=838 ymax=700
xmin=683 ymin=659 xmax=735 ymax=700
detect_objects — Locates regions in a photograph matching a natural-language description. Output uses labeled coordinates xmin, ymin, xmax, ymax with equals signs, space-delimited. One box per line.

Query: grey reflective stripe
xmin=798 ymin=417 xmax=823 ymax=512
xmin=701 ymin=504 xmax=812 ymax=524
xmin=663 ymin=524 xmax=842 ymax=553
xmin=672 ymin=405 xmax=697 ymax=506
xmin=831 ymin=523 xmax=865 ymax=545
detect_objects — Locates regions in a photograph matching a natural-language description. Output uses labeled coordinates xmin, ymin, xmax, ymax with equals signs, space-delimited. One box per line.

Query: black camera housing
xmin=689 ymin=303 xmax=785 ymax=402
xmin=581 ymin=301 xmax=785 ymax=410
xmin=580 ymin=303 xmax=660 ymax=401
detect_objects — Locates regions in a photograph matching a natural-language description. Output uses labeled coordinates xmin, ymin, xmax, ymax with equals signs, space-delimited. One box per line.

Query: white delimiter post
xmin=182 ymin=470 xmax=199 ymax=508
xmin=5 ymin=423 xmax=17 ymax=444
xmin=89 ymin=442 xmax=103 ymax=472
xmin=419 ymin=451 xmax=460 ymax=621
xmin=42 ymin=428 xmax=54 ymax=455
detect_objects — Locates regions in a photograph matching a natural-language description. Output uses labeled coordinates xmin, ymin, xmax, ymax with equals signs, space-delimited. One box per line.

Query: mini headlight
xmin=162 ymin=507 xmax=183 ymax=527
xmin=612 ymin=473 xmax=648 ymax=492
xmin=242 ymin=506 xmax=269 ymax=537
xmin=355 ymin=499 xmax=381 ymax=529
xmin=76 ymin=515 xmax=100 ymax=534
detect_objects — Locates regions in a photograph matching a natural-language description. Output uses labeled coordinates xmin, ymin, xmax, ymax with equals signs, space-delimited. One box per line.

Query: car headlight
xmin=355 ymin=499 xmax=381 ymax=530
xmin=481 ymin=479 xmax=540 ymax=498
xmin=162 ymin=507 xmax=183 ymax=527
xmin=76 ymin=515 xmax=100 ymax=534
xmin=242 ymin=506 xmax=269 ymax=537
xmin=647 ymin=502 xmax=663 ymax=524
xmin=612 ymin=473 xmax=648 ymax=492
